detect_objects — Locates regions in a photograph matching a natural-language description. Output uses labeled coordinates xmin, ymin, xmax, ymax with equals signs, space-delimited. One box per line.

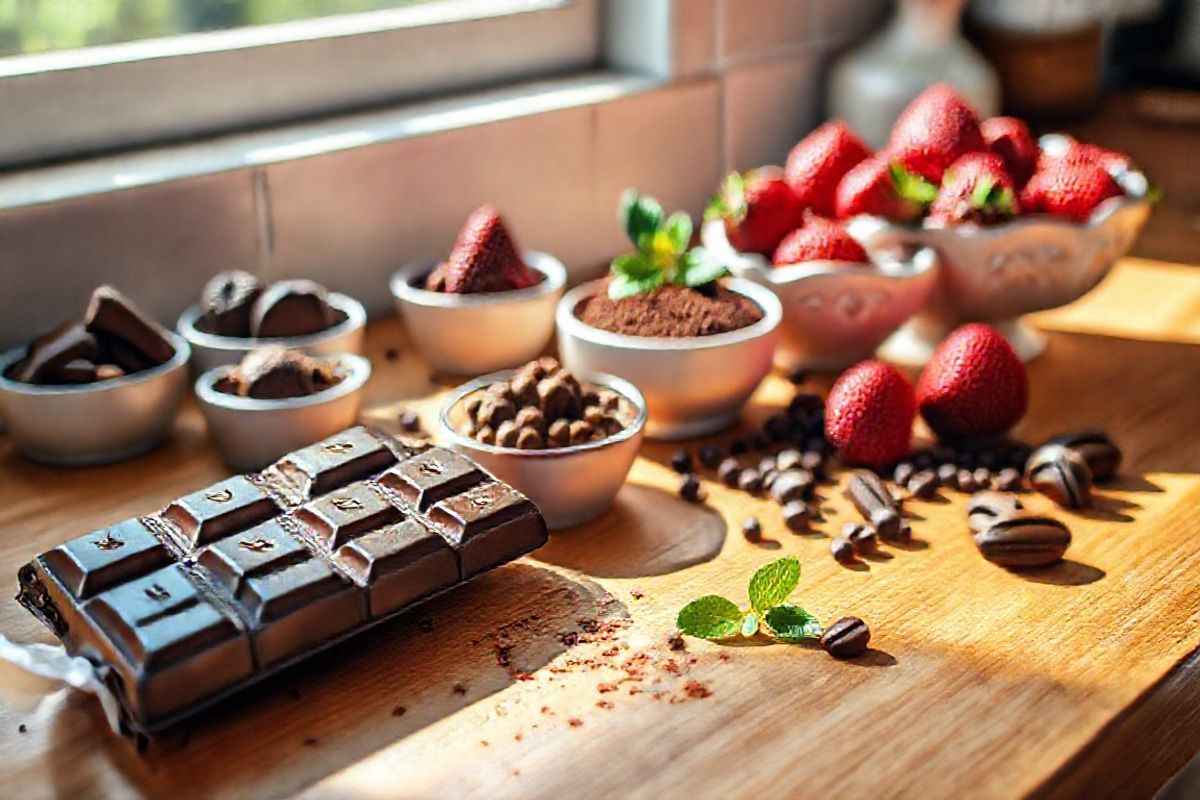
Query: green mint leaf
xmin=765 ymin=604 xmax=823 ymax=643
xmin=611 ymin=253 xmax=658 ymax=280
xmin=741 ymin=612 xmax=760 ymax=637
xmin=678 ymin=247 xmax=730 ymax=288
xmin=664 ymin=212 xmax=693 ymax=253
xmin=748 ymin=556 xmax=801 ymax=614
xmin=889 ymin=163 xmax=937 ymax=205
xmin=677 ymin=595 xmax=743 ymax=640
xmin=607 ymin=271 xmax=663 ymax=300
xmin=620 ymin=189 xmax=664 ymax=248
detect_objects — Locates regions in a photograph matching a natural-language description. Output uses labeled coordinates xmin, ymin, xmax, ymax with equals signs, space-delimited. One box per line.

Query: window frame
xmin=0 ymin=0 xmax=601 ymax=168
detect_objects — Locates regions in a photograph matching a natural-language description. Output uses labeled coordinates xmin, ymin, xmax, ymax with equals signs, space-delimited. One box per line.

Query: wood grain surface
xmin=0 ymin=258 xmax=1198 ymax=800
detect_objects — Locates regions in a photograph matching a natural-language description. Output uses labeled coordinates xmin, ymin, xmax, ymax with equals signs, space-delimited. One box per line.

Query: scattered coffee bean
xmin=956 ymin=469 xmax=978 ymax=493
xmin=972 ymin=467 xmax=993 ymax=490
xmin=670 ymin=448 xmax=693 ymax=474
xmin=820 ymin=617 xmax=870 ymax=658
xmin=757 ymin=455 xmax=777 ymax=475
xmin=776 ymin=449 xmax=802 ymax=472
xmin=782 ymin=501 xmax=810 ymax=532
xmin=1044 ymin=429 xmax=1121 ymax=481
xmin=678 ymin=474 xmax=706 ymax=503
xmin=718 ymin=458 xmax=741 ymax=487
xmin=1026 ymin=444 xmax=1093 ymax=509
xmin=995 ymin=467 xmax=1023 ymax=492
xmin=698 ymin=444 xmax=723 ymax=469
xmin=770 ymin=469 xmax=813 ymax=504
xmin=842 ymin=521 xmax=876 ymax=553
xmin=937 ymin=463 xmax=959 ymax=489
xmin=830 ymin=537 xmax=856 ymax=564
xmin=967 ymin=491 xmax=1024 ymax=533
xmin=800 ymin=450 xmax=825 ymax=477
xmin=974 ymin=515 xmax=1071 ymax=568
xmin=398 ymin=409 xmax=422 ymax=433
xmin=738 ymin=469 xmax=763 ymax=494
xmin=893 ymin=461 xmax=915 ymax=487
xmin=742 ymin=517 xmax=762 ymax=542
xmin=906 ymin=470 xmax=939 ymax=499
xmin=845 ymin=470 xmax=902 ymax=541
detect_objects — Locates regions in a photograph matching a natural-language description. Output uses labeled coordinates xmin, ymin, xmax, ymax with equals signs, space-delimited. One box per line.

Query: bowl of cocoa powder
xmin=556 ymin=277 xmax=780 ymax=439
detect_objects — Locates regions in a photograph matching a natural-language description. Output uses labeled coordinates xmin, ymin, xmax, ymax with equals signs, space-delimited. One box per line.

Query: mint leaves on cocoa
xmin=676 ymin=557 xmax=823 ymax=643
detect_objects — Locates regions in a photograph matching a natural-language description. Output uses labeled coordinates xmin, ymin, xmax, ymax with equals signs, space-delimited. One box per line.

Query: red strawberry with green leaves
xmin=887 ymin=83 xmax=986 ymax=184
xmin=1038 ymin=136 xmax=1133 ymax=177
xmin=916 ymin=323 xmax=1028 ymax=441
xmin=834 ymin=156 xmax=936 ymax=222
xmin=981 ymin=116 xmax=1038 ymax=186
xmin=1020 ymin=160 xmax=1123 ymax=224
xmin=825 ymin=360 xmax=916 ymax=468
xmin=706 ymin=169 xmax=805 ymax=256
xmin=443 ymin=205 xmax=540 ymax=293
xmin=772 ymin=216 xmax=868 ymax=266
xmin=784 ymin=120 xmax=871 ymax=218
xmin=928 ymin=153 xmax=1020 ymax=227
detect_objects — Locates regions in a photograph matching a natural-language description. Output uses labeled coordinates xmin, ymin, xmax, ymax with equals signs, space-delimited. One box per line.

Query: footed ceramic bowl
xmin=701 ymin=220 xmax=939 ymax=372
xmin=556 ymin=278 xmax=780 ymax=440
xmin=844 ymin=161 xmax=1152 ymax=365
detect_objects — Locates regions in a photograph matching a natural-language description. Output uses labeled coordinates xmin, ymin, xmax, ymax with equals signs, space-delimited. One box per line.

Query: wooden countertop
xmin=1 ymin=257 xmax=1199 ymax=800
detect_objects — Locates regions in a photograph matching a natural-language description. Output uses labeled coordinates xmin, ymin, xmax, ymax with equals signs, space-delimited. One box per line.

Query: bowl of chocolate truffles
xmin=0 ymin=286 xmax=190 ymax=465
xmin=195 ymin=345 xmax=370 ymax=471
xmin=557 ymin=192 xmax=780 ymax=439
xmin=177 ymin=271 xmax=366 ymax=374
xmin=439 ymin=357 xmax=646 ymax=529
xmin=390 ymin=206 xmax=566 ymax=376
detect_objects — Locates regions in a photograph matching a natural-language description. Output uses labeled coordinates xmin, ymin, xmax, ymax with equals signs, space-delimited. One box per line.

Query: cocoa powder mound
xmin=577 ymin=283 xmax=763 ymax=337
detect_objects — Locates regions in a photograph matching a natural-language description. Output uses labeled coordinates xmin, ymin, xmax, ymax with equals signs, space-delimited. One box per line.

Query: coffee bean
xmin=973 ymin=467 xmax=993 ymax=490
xmin=845 ymin=470 xmax=902 ymax=541
xmin=830 ymin=537 xmax=856 ymax=564
xmin=820 ymin=617 xmax=870 ymax=658
xmin=974 ymin=515 xmax=1071 ymax=568
xmin=742 ymin=517 xmax=762 ymax=542
xmin=757 ymin=455 xmax=777 ymax=475
xmin=1044 ymin=429 xmax=1121 ymax=481
xmin=1026 ymin=444 xmax=1093 ymax=509
xmin=996 ymin=467 xmax=1023 ymax=492
xmin=776 ymin=449 xmax=802 ymax=472
xmin=782 ymin=501 xmax=810 ymax=532
xmin=956 ymin=469 xmax=977 ymax=493
xmin=842 ymin=521 xmax=876 ymax=553
xmin=698 ymin=444 xmax=723 ymax=469
xmin=906 ymin=470 xmax=938 ymax=499
xmin=678 ymin=474 xmax=706 ymax=503
xmin=718 ymin=458 xmax=741 ymax=487
xmin=893 ymin=462 xmax=915 ymax=487
xmin=670 ymin=449 xmax=693 ymax=474
xmin=762 ymin=469 xmax=780 ymax=491
xmin=800 ymin=450 xmax=824 ymax=477
xmin=771 ymin=469 xmax=813 ymax=504
xmin=398 ymin=409 xmax=422 ymax=433
xmin=738 ymin=469 xmax=763 ymax=494
xmin=967 ymin=491 xmax=1024 ymax=533
xmin=937 ymin=463 xmax=959 ymax=489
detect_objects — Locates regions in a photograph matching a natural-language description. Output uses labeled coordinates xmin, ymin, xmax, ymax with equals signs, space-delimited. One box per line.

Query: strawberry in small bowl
xmin=839 ymin=84 xmax=1152 ymax=364
xmin=391 ymin=205 xmax=566 ymax=375
xmin=702 ymin=124 xmax=937 ymax=372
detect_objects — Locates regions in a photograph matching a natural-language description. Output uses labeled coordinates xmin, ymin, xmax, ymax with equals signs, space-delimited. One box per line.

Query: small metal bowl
xmin=390 ymin=252 xmax=566 ymax=376
xmin=556 ymin=278 xmax=781 ymax=440
xmin=701 ymin=219 xmax=939 ymax=372
xmin=438 ymin=370 xmax=646 ymax=530
xmin=0 ymin=332 xmax=191 ymax=466
xmin=177 ymin=292 xmax=367 ymax=375
xmin=195 ymin=354 xmax=370 ymax=471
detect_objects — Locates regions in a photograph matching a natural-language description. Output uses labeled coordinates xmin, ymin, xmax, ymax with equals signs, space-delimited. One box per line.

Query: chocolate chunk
xmin=222 ymin=346 xmax=338 ymax=400
xmin=294 ymin=482 xmax=402 ymax=549
xmin=1025 ymin=444 xmax=1093 ymax=509
xmin=426 ymin=482 xmax=545 ymax=578
xmin=55 ymin=358 xmax=98 ymax=384
xmin=974 ymin=515 xmax=1071 ymax=568
xmin=331 ymin=518 xmax=459 ymax=616
xmin=820 ymin=617 xmax=870 ymax=658
xmin=274 ymin=427 xmax=401 ymax=496
xmin=85 ymin=286 xmax=175 ymax=366
xmin=381 ymin=449 xmax=485 ymax=512
xmin=250 ymin=280 xmax=338 ymax=338
xmin=201 ymin=270 xmax=264 ymax=337
xmin=12 ymin=321 xmax=98 ymax=384
xmin=845 ymin=471 xmax=902 ymax=541
xmin=197 ymin=520 xmax=310 ymax=595
xmin=538 ymin=374 xmax=582 ymax=421
xmin=1044 ymin=430 xmax=1121 ymax=481
xmin=967 ymin=491 xmax=1024 ymax=533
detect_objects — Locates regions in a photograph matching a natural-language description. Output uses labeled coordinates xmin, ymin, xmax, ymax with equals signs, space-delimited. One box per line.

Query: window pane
xmin=0 ymin=0 xmax=444 ymax=58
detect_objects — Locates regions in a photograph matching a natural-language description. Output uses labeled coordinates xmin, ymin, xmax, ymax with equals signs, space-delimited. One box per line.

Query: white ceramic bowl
xmin=0 ymin=332 xmax=191 ymax=466
xmin=702 ymin=219 xmax=939 ymax=372
xmin=438 ymin=370 xmax=646 ymax=530
xmin=177 ymin=293 xmax=366 ymax=375
xmin=390 ymin=252 xmax=566 ymax=376
xmin=195 ymin=354 xmax=370 ymax=471
xmin=845 ymin=161 xmax=1152 ymax=365
xmin=556 ymin=278 xmax=781 ymax=440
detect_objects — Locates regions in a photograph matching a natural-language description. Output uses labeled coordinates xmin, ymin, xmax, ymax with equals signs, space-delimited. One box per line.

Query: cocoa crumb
xmin=392 ymin=705 xmax=407 ymax=717
xmin=452 ymin=683 xmax=468 ymax=696
xmin=579 ymin=618 xmax=601 ymax=634
xmin=601 ymin=646 xmax=619 ymax=657
xmin=18 ymin=724 xmax=27 ymax=734
xmin=596 ymin=700 xmax=614 ymax=710
xmin=578 ymin=283 xmax=763 ymax=337
xmin=559 ymin=631 xmax=580 ymax=647
xmin=540 ymin=705 xmax=553 ymax=715
xmin=718 ymin=652 xmax=732 ymax=661
xmin=597 ymin=682 xmax=618 ymax=693
xmin=496 ymin=644 xmax=512 ymax=668
xmin=480 ymin=740 xmax=489 ymax=747
xmin=568 ymin=717 xmax=584 ymax=728
xmin=630 ymin=589 xmax=645 ymax=600
xmin=684 ymin=680 xmax=712 ymax=699
xmin=667 ymin=632 xmax=687 ymax=651
xmin=514 ymin=732 xmax=524 ymax=742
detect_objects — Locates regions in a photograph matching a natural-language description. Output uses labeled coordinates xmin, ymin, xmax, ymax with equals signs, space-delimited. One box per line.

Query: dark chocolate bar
xmin=16 ymin=427 xmax=547 ymax=735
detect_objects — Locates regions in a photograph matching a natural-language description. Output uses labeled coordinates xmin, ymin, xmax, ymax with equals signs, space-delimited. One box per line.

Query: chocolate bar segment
xmin=275 ymin=427 xmax=400 ymax=496
xmin=162 ymin=476 xmax=280 ymax=549
xmin=427 ymin=482 xmax=545 ymax=578
xmin=40 ymin=518 xmax=173 ymax=601
xmin=292 ymin=482 xmax=402 ymax=550
xmin=379 ymin=449 xmax=486 ymax=511
xmin=333 ymin=519 xmax=459 ymax=617
xmin=196 ymin=519 xmax=310 ymax=595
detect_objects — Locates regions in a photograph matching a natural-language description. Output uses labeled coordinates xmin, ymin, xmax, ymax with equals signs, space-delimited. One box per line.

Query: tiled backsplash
xmin=0 ymin=0 xmax=886 ymax=348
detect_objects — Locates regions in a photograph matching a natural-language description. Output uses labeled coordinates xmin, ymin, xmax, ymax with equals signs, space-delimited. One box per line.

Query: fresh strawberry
xmin=443 ymin=206 xmax=540 ymax=293
xmin=825 ymin=360 xmax=916 ymax=468
xmin=887 ymin=83 xmax=986 ymax=184
xmin=706 ymin=169 xmax=805 ymax=256
xmin=772 ymin=217 xmax=868 ymax=266
xmin=834 ymin=156 xmax=936 ymax=222
xmin=928 ymin=153 xmax=1020 ymax=227
xmin=1020 ymin=161 xmax=1123 ymax=224
xmin=916 ymin=323 xmax=1028 ymax=441
xmin=784 ymin=120 xmax=871 ymax=217
xmin=981 ymin=116 xmax=1038 ymax=186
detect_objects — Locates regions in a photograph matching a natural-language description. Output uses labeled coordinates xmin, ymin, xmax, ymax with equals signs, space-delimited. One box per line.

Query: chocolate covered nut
xmin=568 ymin=420 xmax=593 ymax=445
xmin=13 ymin=321 xmax=99 ymax=384
xmin=538 ymin=375 xmax=582 ymax=420
xmin=698 ymin=444 xmax=723 ymax=469
xmin=250 ymin=279 xmax=338 ymax=338
xmin=679 ymin=474 xmax=706 ymax=503
xmin=967 ymin=491 xmax=1024 ymax=533
xmin=718 ymin=458 xmax=741 ymax=487
xmin=742 ymin=517 xmax=762 ymax=542
xmin=737 ymin=469 xmax=763 ymax=494
xmin=547 ymin=419 xmax=571 ymax=448
xmin=1026 ymin=444 xmax=1093 ymax=509
xmin=476 ymin=392 xmax=516 ymax=429
xmin=771 ymin=469 xmax=813 ymax=504
xmin=906 ymin=470 xmax=938 ymax=499
xmin=820 ymin=617 xmax=870 ymax=658
xmin=845 ymin=471 xmax=902 ymax=541
xmin=830 ymin=537 xmax=855 ymax=564
xmin=975 ymin=515 xmax=1071 ymax=568
xmin=1045 ymin=430 xmax=1121 ymax=481
xmin=516 ymin=427 xmax=544 ymax=450
xmin=201 ymin=270 xmax=263 ymax=337
xmin=85 ymin=286 xmax=175 ymax=365
xmin=464 ymin=394 xmax=483 ymax=420
xmin=514 ymin=406 xmax=546 ymax=436
xmin=782 ymin=501 xmax=810 ymax=532
xmin=495 ymin=420 xmax=520 ymax=448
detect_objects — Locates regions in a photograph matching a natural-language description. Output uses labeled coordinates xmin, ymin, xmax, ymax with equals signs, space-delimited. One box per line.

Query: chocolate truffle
xmin=250 ymin=280 xmax=338 ymax=338
xmin=202 ymin=270 xmax=264 ymax=337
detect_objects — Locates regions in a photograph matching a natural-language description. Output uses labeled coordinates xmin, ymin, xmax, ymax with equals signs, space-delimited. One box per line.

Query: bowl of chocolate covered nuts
xmin=437 ymin=357 xmax=646 ymax=529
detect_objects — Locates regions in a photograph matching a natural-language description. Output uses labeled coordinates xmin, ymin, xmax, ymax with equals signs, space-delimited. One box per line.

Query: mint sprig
xmin=676 ymin=557 xmax=824 ymax=644
xmin=609 ymin=189 xmax=730 ymax=300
